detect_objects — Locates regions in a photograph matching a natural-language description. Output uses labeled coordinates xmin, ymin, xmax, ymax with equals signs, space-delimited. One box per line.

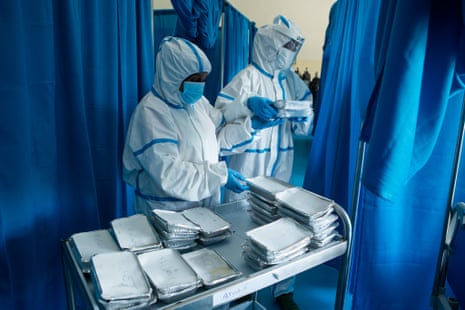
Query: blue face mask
xmin=181 ymin=81 xmax=205 ymax=105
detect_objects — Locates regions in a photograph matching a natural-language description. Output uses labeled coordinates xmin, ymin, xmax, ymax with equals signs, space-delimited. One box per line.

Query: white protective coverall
xmin=123 ymin=37 xmax=254 ymax=216
xmin=215 ymin=15 xmax=314 ymax=203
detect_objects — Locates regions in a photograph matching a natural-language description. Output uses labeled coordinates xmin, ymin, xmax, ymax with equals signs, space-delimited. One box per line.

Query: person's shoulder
xmin=224 ymin=65 xmax=255 ymax=87
xmin=236 ymin=65 xmax=256 ymax=78
xmin=136 ymin=93 xmax=171 ymax=118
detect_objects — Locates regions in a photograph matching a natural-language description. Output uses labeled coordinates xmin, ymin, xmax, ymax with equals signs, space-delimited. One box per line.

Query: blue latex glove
xmin=247 ymin=96 xmax=278 ymax=120
xmin=225 ymin=169 xmax=250 ymax=193
xmin=251 ymin=116 xmax=284 ymax=130
xmin=288 ymin=117 xmax=308 ymax=123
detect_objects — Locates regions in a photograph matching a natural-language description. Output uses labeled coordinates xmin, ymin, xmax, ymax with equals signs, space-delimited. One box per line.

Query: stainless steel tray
xmin=182 ymin=207 xmax=231 ymax=238
xmin=111 ymin=214 xmax=162 ymax=253
xmin=90 ymin=251 xmax=153 ymax=303
xmin=182 ymin=248 xmax=241 ymax=287
xmin=70 ymin=229 xmax=120 ymax=273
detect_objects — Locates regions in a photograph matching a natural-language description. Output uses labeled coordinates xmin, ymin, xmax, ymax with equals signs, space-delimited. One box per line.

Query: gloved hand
xmin=247 ymin=96 xmax=278 ymax=120
xmin=251 ymin=116 xmax=284 ymax=130
xmin=288 ymin=117 xmax=308 ymax=123
xmin=225 ymin=169 xmax=250 ymax=193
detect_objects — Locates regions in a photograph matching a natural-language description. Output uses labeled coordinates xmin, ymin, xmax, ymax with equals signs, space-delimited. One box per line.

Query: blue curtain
xmin=204 ymin=32 xmax=223 ymax=104
xmin=0 ymin=1 xmax=153 ymax=309
xmin=447 ymin=18 xmax=465 ymax=307
xmin=153 ymin=9 xmax=177 ymax=60
xmin=223 ymin=3 xmax=253 ymax=85
xmin=170 ymin=0 xmax=223 ymax=51
xmin=303 ymin=0 xmax=465 ymax=308
xmin=303 ymin=0 xmax=378 ymax=210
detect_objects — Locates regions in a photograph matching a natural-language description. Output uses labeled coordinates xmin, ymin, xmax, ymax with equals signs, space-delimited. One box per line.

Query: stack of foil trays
xmin=276 ymin=188 xmax=341 ymax=248
xmin=151 ymin=209 xmax=200 ymax=251
xmin=70 ymin=229 xmax=120 ymax=273
xmin=182 ymin=207 xmax=232 ymax=245
xmin=90 ymin=251 xmax=155 ymax=309
xmin=246 ymin=176 xmax=293 ymax=225
xmin=242 ymin=217 xmax=312 ymax=270
xmin=137 ymin=248 xmax=201 ymax=302
xmin=111 ymin=214 xmax=162 ymax=254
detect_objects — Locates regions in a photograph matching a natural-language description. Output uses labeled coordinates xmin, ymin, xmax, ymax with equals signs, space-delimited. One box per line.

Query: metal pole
xmin=334 ymin=204 xmax=353 ymax=310
xmin=431 ymin=95 xmax=465 ymax=307
xmin=219 ymin=1 xmax=226 ymax=89
xmin=350 ymin=139 xmax=366 ymax=226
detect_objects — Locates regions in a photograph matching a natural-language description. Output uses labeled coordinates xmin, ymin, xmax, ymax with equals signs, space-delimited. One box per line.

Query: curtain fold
xmin=303 ymin=0 xmax=465 ymax=308
xmin=170 ymin=0 xmax=223 ymax=51
xmin=223 ymin=3 xmax=252 ymax=85
xmin=303 ymin=0 xmax=374 ymax=211
xmin=0 ymin=1 xmax=153 ymax=308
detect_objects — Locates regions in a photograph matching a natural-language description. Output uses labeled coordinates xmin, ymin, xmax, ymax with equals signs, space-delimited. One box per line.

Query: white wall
xmin=152 ymin=0 xmax=334 ymax=75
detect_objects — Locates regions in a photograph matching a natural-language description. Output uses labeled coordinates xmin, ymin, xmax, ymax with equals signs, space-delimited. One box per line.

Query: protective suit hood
xmin=252 ymin=15 xmax=305 ymax=74
xmin=153 ymin=36 xmax=212 ymax=106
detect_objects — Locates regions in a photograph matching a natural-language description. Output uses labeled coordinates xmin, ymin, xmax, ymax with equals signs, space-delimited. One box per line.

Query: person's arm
xmin=202 ymin=99 xmax=256 ymax=156
xmin=127 ymin=104 xmax=228 ymax=202
xmin=215 ymin=69 xmax=254 ymax=122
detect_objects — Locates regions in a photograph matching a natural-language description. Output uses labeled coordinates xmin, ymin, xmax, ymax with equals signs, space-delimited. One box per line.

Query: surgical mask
xmin=181 ymin=81 xmax=205 ymax=105
xmin=276 ymin=47 xmax=296 ymax=70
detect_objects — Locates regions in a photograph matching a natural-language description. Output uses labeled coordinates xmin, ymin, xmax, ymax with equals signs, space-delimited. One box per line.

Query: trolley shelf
xmin=61 ymin=199 xmax=352 ymax=309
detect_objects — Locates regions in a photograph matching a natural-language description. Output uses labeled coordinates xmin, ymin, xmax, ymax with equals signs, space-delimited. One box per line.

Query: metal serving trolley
xmin=61 ymin=199 xmax=352 ymax=309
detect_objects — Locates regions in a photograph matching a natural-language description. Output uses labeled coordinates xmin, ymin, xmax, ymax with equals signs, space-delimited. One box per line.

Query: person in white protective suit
xmin=215 ymin=16 xmax=313 ymax=310
xmin=122 ymin=36 xmax=254 ymax=216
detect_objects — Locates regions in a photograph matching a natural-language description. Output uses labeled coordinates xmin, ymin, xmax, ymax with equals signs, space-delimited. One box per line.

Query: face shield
xmin=272 ymin=15 xmax=305 ymax=70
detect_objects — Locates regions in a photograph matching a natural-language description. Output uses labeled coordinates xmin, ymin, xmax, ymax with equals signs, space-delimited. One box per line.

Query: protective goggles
xmin=283 ymin=39 xmax=302 ymax=52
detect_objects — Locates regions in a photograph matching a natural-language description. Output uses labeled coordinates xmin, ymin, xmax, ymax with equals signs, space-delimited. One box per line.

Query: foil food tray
xmin=246 ymin=176 xmax=293 ymax=201
xmin=89 ymin=251 xmax=153 ymax=305
xmin=249 ymin=200 xmax=280 ymax=220
xmin=182 ymin=248 xmax=241 ymax=287
xmin=182 ymin=207 xmax=231 ymax=238
xmin=152 ymin=209 xmax=200 ymax=233
xmin=137 ymin=248 xmax=201 ymax=301
xmin=276 ymin=187 xmax=335 ymax=220
xmin=199 ymin=229 xmax=232 ymax=245
xmin=245 ymin=217 xmax=312 ymax=256
xmin=274 ymin=100 xmax=313 ymax=119
xmin=243 ymin=240 xmax=309 ymax=264
xmin=70 ymin=229 xmax=120 ymax=273
xmin=247 ymin=194 xmax=278 ymax=214
xmin=242 ymin=244 xmax=308 ymax=267
xmin=111 ymin=214 xmax=162 ymax=253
